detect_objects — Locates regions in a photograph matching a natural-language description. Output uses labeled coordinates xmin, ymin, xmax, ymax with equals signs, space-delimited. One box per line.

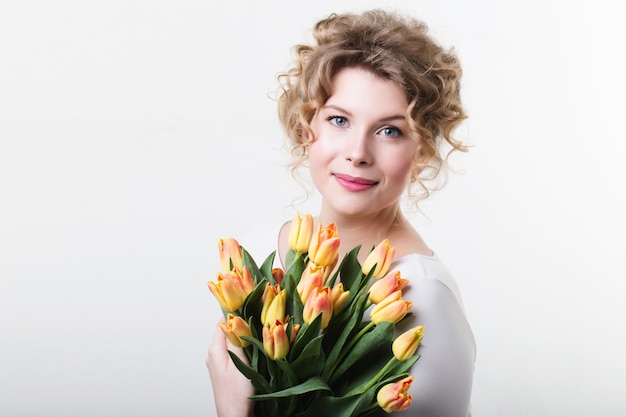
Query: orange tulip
xmin=370 ymin=290 xmax=413 ymax=325
xmin=361 ymin=239 xmax=396 ymax=279
xmin=308 ymin=223 xmax=340 ymax=267
xmin=330 ymin=282 xmax=350 ymax=312
xmin=303 ymin=287 xmax=333 ymax=329
xmin=272 ymin=267 xmax=285 ymax=285
xmin=288 ymin=213 xmax=314 ymax=253
xmin=208 ymin=272 xmax=249 ymax=312
xmin=261 ymin=284 xmax=286 ymax=326
xmin=290 ymin=323 xmax=301 ymax=345
xmin=218 ymin=238 xmax=243 ymax=273
xmin=392 ymin=325 xmax=424 ymax=361
xmin=368 ymin=271 xmax=408 ymax=304
xmin=296 ymin=262 xmax=325 ymax=304
xmin=262 ymin=320 xmax=290 ymax=360
xmin=218 ymin=313 xmax=252 ymax=348
xmin=376 ymin=376 xmax=413 ymax=413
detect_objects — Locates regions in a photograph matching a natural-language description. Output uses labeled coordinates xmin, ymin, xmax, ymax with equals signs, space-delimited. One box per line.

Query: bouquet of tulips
xmin=208 ymin=213 xmax=424 ymax=417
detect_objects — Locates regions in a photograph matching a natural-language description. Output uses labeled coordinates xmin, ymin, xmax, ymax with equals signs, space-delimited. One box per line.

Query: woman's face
xmin=307 ymin=67 xmax=419 ymax=220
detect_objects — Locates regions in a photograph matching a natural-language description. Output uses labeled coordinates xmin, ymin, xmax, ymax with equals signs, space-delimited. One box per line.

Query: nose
xmin=343 ymin=129 xmax=372 ymax=166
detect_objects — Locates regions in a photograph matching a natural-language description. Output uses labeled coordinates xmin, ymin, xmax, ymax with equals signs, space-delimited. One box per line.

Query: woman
xmin=208 ymin=9 xmax=475 ymax=417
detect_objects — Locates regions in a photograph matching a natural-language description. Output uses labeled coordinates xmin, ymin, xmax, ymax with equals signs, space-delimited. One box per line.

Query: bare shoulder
xmin=389 ymin=222 xmax=433 ymax=258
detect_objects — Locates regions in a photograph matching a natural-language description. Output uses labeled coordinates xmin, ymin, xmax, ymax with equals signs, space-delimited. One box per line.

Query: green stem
xmin=327 ymin=321 xmax=376 ymax=382
xmin=354 ymin=357 xmax=398 ymax=395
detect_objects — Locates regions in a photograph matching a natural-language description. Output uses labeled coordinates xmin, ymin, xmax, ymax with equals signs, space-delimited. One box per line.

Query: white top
xmin=240 ymin=220 xmax=475 ymax=417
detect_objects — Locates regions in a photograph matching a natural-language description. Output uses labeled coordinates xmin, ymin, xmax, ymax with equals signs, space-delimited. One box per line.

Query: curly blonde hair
xmin=277 ymin=9 xmax=468 ymax=203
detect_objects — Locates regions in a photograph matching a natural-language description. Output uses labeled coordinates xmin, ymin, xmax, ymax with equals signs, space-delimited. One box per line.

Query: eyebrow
xmin=322 ymin=104 xmax=406 ymax=123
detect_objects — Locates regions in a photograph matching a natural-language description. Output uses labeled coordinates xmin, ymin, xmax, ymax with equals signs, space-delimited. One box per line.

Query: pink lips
xmin=333 ymin=173 xmax=378 ymax=192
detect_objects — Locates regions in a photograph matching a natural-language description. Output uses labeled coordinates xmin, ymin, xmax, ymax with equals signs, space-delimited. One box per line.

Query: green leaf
xmin=241 ymin=247 xmax=263 ymax=283
xmin=291 ymin=334 xmax=326 ymax=379
xmin=242 ymin=280 xmax=267 ymax=321
xmin=290 ymin=314 xmax=322 ymax=360
xmin=227 ymin=350 xmax=272 ymax=394
xmin=293 ymin=393 xmax=365 ymax=417
xmin=276 ymin=359 xmax=298 ymax=387
xmin=322 ymin=299 xmax=367 ymax=379
xmin=331 ymin=322 xmax=394 ymax=380
xmin=335 ymin=245 xmax=362 ymax=290
xmin=250 ymin=376 xmax=331 ymax=399
xmin=259 ymin=251 xmax=277 ymax=284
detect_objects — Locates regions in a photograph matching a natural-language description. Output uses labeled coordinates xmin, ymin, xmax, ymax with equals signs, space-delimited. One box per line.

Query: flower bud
xmin=261 ymin=285 xmax=286 ymax=326
xmin=308 ymin=223 xmax=340 ymax=267
xmin=208 ymin=272 xmax=249 ymax=312
xmin=376 ymin=376 xmax=413 ymax=413
xmin=370 ymin=291 xmax=413 ymax=325
xmin=330 ymin=282 xmax=350 ymax=312
xmin=392 ymin=325 xmax=424 ymax=361
xmin=368 ymin=271 xmax=408 ymax=304
xmin=296 ymin=262 xmax=325 ymax=304
xmin=262 ymin=320 xmax=290 ymax=360
xmin=271 ymin=267 xmax=285 ymax=285
xmin=288 ymin=213 xmax=314 ymax=254
xmin=361 ymin=239 xmax=396 ymax=279
xmin=218 ymin=238 xmax=243 ymax=273
xmin=218 ymin=314 xmax=251 ymax=348
xmin=303 ymin=287 xmax=333 ymax=329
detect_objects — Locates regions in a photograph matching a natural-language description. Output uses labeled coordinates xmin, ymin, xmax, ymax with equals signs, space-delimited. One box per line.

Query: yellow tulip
xmin=288 ymin=213 xmax=314 ymax=253
xmin=260 ymin=284 xmax=286 ymax=326
xmin=296 ymin=262 xmax=325 ymax=304
xmin=330 ymin=282 xmax=350 ymax=312
xmin=208 ymin=272 xmax=249 ymax=312
xmin=370 ymin=290 xmax=413 ymax=325
xmin=218 ymin=313 xmax=252 ymax=348
xmin=308 ymin=223 xmax=340 ymax=267
xmin=392 ymin=325 xmax=424 ymax=361
xmin=361 ymin=239 xmax=396 ymax=279
xmin=376 ymin=376 xmax=413 ymax=413
xmin=262 ymin=320 xmax=290 ymax=360
xmin=368 ymin=271 xmax=408 ymax=304
xmin=303 ymin=287 xmax=333 ymax=329
xmin=218 ymin=238 xmax=243 ymax=273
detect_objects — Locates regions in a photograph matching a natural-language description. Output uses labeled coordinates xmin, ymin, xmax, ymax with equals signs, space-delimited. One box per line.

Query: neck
xmin=317 ymin=203 xmax=406 ymax=261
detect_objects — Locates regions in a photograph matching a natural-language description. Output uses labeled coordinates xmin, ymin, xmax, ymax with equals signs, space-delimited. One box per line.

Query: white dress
xmin=239 ymin=220 xmax=475 ymax=417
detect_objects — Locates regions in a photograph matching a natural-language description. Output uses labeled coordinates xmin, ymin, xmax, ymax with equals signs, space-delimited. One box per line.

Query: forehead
xmin=325 ymin=67 xmax=409 ymax=113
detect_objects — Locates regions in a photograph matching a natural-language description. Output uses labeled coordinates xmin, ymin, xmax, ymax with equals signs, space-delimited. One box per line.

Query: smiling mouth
xmin=333 ymin=173 xmax=378 ymax=191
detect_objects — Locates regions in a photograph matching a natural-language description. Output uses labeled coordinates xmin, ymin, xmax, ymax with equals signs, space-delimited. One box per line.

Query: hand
xmin=207 ymin=325 xmax=254 ymax=417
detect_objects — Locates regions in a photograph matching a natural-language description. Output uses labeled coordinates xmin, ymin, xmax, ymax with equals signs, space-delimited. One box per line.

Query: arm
xmin=398 ymin=277 xmax=475 ymax=417
xmin=207 ymin=325 xmax=254 ymax=417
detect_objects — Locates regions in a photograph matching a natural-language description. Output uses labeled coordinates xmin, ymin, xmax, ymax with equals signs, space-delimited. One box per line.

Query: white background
xmin=1 ymin=0 xmax=625 ymax=416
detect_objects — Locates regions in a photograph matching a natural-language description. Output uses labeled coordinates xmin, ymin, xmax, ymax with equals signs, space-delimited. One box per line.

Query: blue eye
xmin=328 ymin=115 xmax=348 ymax=127
xmin=380 ymin=126 xmax=401 ymax=138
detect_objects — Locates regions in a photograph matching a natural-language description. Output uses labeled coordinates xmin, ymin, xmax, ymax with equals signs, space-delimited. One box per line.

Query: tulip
xmin=290 ymin=323 xmax=301 ymax=344
xmin=330 ymin=282 xmax=350 ymax=312
xmin=303 ymin=287 xmax=333 ymax=329
xmin=208 ymin=272 xmax=249 ymax=312
xmin=262 ymin=320 xmax=290 ymax=360
xmin=376 ymin=376 xmax=413 ymax=413
xmin=296 ymin=262 xmax=325 ymax=304
xmin=288 ymin=213 xmax=314 ymax=253
xmin=362 ymin=239 xmax=396 ymax=279
xmin=272 ymin=267 xmax=285 ymax=285
xmin=218 ymin=313 xmax=252 ymax=348
xmin=370 ymin=290 xmax=413 ymax=325
xmin=368 ymin=271 xmax=408 ymax=304
xmin=218 ymin=238 xmax=243 ymax=273
xmin=392 ymin=325 xmax=424 ymax=361
xmin=308 ymin=223 xmax=340 ymax=267
xmin=238 ymin=266 xmax=256 ymax=295
xmin=261 ymin=284 xmax=286 ymax=326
